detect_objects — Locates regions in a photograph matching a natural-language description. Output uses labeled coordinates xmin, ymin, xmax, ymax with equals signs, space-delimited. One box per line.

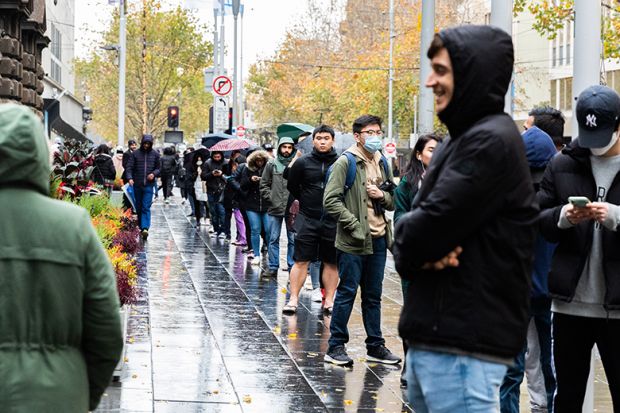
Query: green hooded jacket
xmin=260 ymin=137 xmax=296 ymax=216
xmin=0 ymin=104 xmax=123 ymax=412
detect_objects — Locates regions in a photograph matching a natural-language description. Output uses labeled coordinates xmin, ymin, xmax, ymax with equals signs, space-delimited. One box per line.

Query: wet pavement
xmin=95 ymin=196 xmax=613 ymax=413
xmin=96 ymin=197 xmax=410 ymax=413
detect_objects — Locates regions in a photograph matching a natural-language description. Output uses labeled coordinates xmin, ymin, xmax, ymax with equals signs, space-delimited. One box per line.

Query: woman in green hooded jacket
xmin=0 ymin=104 xmax=123 ymax=413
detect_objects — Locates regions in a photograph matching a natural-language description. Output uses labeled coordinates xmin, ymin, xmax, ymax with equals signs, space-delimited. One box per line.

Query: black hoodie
xmin=394 ymin=25 xmax=538 ymax=360
xmin=286 ymin=148 xmax=338 ymax=220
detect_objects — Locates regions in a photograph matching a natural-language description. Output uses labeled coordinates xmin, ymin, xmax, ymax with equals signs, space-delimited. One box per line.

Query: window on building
xmin=559 ymin=45 xmax=564 ymax=66
xmin=550 ymin=79 xmax=557 ymax=107
xmin=566 ymin=43 xmax=571 ymax=65
xmin=559 ymin=77 xmax=573 ymax=111
xmin=613 ymin=70 xmax=620 ymax=95
xmin=51 ymin=24 xmax=62 ymax=61
xmin=552 ymin=47 xmax=557 ymax=67
xmin=51 ymin=61 xmax=62 ymax=84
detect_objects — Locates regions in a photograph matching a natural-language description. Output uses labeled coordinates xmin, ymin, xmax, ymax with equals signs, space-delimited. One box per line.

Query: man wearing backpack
xmin=323 ymin=114 xmax=401 ymax=366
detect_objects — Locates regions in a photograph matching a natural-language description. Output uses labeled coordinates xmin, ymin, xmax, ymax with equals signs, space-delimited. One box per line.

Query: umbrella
xmin=296 ymin=133 xmax=356 ymax=155
xmin=208 ymin=138 xmax=257 ymax=152
xmin=276 ymin=123 xmax=314 ymax=143
xmin=201 ymin=133 xmax=235 ymax=149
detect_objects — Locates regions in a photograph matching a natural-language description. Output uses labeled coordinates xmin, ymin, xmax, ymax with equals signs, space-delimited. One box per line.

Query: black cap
xmin=262 ymin=143 xmax=274 ymax=151
xmin=128 ymin=139 xmax=137 ymax=145
xmin=576 ymin=85 xmax=620 ymax=148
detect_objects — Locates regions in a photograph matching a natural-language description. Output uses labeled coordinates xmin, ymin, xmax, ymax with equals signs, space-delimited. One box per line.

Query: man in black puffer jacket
xmin=126 ymin=134 xmax=161 ymax=238
xmin=201 ymin=151 xmax=228 ymax=238
xmin=538 ymin=85 xmax=620 ymax=411
xmin=392 ymin=25 xmax=538 ymax=411
xmin=160 ymin=146 xmax=177 ymax=203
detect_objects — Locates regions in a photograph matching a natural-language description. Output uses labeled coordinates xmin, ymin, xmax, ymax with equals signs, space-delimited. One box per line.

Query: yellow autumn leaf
xmin=242 ymin=395 xmax=252 ymax=403
xmin=344 ymin=399 xmax=353 ymax=405
xmin=288 ymin=333 xmax=297 ymax=339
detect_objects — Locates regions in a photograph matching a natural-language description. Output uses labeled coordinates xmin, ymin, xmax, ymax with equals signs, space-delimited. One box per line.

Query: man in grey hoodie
xmin=538 ymin=85 xmax=620 ymax=410
xmin=260 ymin=137 xmax=297 ymax=276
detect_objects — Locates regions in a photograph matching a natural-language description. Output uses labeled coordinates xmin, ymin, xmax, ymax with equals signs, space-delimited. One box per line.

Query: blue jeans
xmin=246 ymin=210 xmax=270 ymax=256
xmin=133 ymin=184 xmax=154 ymax=230
xmin=207 ymin=193 xmax=225 ymax=234
xmin=500 ymin=298 xmax=555 ymax=413
xmin=267 ymin=215 xmax=295 ymax=271
xmin=328 ymin=236 xmax=386 ymax=350
xmin=406 ymin=349 xmax=507 ymax=413
xmin=309 ymin=261 xmax=321 ymax=289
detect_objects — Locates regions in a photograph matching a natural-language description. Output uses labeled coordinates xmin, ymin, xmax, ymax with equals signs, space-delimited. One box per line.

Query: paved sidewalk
xmin=96 ymin=198 xmax=411 ymax=413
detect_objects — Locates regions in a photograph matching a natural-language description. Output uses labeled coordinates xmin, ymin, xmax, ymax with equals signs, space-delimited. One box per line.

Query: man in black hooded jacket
xmin=392 ymin=25 xmax=538 ymax=412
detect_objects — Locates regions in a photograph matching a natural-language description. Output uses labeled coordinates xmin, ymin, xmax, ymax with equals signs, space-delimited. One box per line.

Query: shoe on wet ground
xmin=251 ymin=257 xmax=260 ymax=266
xmin=311 ymin=288 xmax=323 ymax=303
xmin=282 ymin=303 xmax=298 ymax=314
xmin=366 ymin=345 xmax=401 ymax=365
xmin=141 ymin=229 xmax=149 ymax=240
xmin=263 ymin=268 xmax=278 ymax=277
xmin=325 ymin=346 xmax=353 ymax=366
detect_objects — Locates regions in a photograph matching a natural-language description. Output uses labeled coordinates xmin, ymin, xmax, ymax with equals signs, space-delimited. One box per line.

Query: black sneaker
xmin=367 ymin=345 xmax=401 ymax=365
xmin=141 ymin=229 xmax=149 ymax=240
xmin=324 ymin=346 xmax=353 ymax=366
xmin=263 ymin=268 xmax=278 ymax=277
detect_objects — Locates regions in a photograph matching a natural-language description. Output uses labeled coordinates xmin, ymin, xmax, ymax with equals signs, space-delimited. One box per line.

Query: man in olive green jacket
xmin=0 ymin=104 xmax=123 ymax=413
xmin=323 ymin=114 xmax=401 ymax=367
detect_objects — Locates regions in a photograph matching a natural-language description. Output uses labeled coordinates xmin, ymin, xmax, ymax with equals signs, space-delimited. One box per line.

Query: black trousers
xmin=161 ymin=175 xmax=172 ymax=199
xmin=553 ymin=312 xmax=620 ymax=412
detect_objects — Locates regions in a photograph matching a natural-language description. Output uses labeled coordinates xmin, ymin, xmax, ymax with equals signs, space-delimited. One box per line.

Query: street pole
xmin=490 ymin=0 xmax=513 ymax=116
xmin=213 ymin=9 xmax=219 ymax=74
xmin=117 ymin=0 xmax=127 ymax=146
xmin=239 ymin=6 xmax=245 ymax=129
xmin=418 ymin=0 xmax=435 ymax=135
xmin=219 ymin=0 xmax=225 ymax=76
xmin=142 ymin=0 xmax=148 ymax=134
xmin=232 ymin=0 xmax=241 ymax=131
xmin=573 ymin=5 xmax=601 ymax=411
xmin=387 ymin=0 xmax=394 ymax=141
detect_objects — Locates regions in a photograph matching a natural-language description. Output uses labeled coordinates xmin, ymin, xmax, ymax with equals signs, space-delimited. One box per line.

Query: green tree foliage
xmin=75 ymin=1 xmax=213 ymax=144
xmin=514 ymin=0 xmax=620 ymax=59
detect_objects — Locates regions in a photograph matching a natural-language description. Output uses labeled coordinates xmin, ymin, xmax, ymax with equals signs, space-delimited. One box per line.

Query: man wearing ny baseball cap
xmin=538 ymin=84 xmax=620 ymax=410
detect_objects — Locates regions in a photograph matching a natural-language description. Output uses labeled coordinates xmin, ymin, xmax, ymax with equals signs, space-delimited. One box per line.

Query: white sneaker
xmin=181 ymin=199 xmax=186 ymax=205
xmin=311 ymin=288 xmax=323 ymax=303
xmin=251 ymin=257 xmax=260 ymax=266
xmin=164 ymin=199 xmax=170 ymax=204
xmin=209 ymin=226 xmax=215 ymax=233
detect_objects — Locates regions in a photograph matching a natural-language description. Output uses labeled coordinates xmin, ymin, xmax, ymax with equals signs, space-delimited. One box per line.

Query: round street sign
xmin=212 ymin=75 xmax=232 ymax=96
xmin=236 ymin=125 xmax=246 ymax=138
xmin=385 ymin=141 xmax=397 ymax=155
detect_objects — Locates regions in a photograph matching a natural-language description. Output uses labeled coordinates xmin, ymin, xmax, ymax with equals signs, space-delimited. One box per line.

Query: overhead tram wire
xmin=258 ymin=59 xmax=419 ymax=72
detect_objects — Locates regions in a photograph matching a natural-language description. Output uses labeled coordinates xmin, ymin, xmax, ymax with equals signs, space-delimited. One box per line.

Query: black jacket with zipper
xmin=393 ymin=25 xmax=538 ymax=360
xmin=232 ymin=150 xmax=270 ymax=213
xmin=285 ymin=148 xmax=338 ymax=220
xmin=92 ymin=154 xmax=116 ymax=185
xmin=538 ymin=141 xmax=620 ymax=310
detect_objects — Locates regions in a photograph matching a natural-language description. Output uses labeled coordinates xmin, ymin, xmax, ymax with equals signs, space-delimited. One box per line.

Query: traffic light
xmin=167 ymin=106 xmax=179 ymax=128
xmin=224 ymin=107 xmax=233 ymax=135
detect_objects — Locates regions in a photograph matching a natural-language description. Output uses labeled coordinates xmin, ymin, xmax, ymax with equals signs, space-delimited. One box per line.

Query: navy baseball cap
xmin=576 ymin=85 xmax=620 ymax=148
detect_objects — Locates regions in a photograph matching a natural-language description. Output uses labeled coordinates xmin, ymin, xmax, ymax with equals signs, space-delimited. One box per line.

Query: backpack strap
xmin=379 ymin=153 xmax=390 ymax=180
xmin=342 ymin=152 xmax=357 ymax=191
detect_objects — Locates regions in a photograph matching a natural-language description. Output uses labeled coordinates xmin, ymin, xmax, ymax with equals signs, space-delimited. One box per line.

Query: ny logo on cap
xmin=586 ymin=114 xmax=597 ymax=128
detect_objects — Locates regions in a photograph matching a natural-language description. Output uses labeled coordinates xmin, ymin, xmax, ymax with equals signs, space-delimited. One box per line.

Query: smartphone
xmin=568 ymin=196 xmax=591 ymax=208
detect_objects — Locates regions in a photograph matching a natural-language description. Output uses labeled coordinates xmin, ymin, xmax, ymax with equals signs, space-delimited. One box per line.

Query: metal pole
xmin=490 ymin=0 xmax=513 ymax=115
xmin=574 ymin=1 xmax=602 ymax=407
xmin=239 ymin=6 xmax=245 ymax=128
xmin=418 ymin=0 xmax=435 ymax=135
xmin=572 ymin=0 xmax=601 ymax=140
xmin=219 ymin=0 xmax=225 ymax=76
xmin=233 ymin=0 xmax=240 ymax=131
xmin=142 ymin=0 xmax=148 ymax=134
xmin=388 ymin=0 xmax=394 ymax=141
xmin=118 ymin=0 xmax=127 ymax=146
xmin=213 ymin=10 xmax=219 ymax=74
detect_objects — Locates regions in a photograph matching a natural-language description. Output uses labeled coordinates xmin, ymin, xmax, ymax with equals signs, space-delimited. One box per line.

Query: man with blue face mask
xmin=323 ymin=114 xmax=400 ymax=366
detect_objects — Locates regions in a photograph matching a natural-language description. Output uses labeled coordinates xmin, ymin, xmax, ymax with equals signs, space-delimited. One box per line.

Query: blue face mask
xmin=363 ymin=136 xmax=383 ymax=153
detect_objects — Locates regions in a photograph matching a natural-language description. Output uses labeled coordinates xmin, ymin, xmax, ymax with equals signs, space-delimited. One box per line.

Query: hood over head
xmin=0 ymin=104 xmax=50 ymax=195
xmin=436 ymin=25 xmax=514 ymax=138
xmin=210 ymin=151 xmax=225 ymax=162
xmin=273 ymin=136 xmax=296 ymax=173
xmin=522 ymin=126 xmax=556 ymax=185
xmin=141 ymin=134 xmax=154 ymax=151
xmin=247 ymin=149 xmax=270 ymax=171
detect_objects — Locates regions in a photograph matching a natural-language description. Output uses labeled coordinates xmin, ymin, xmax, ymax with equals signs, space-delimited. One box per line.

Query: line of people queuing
xmin=4 ymin=23 xmax=620 ymax=413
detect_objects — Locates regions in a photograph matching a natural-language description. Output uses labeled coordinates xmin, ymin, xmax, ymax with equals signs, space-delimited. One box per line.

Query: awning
xmin=43 ymin=98 xmax=90 ymax=142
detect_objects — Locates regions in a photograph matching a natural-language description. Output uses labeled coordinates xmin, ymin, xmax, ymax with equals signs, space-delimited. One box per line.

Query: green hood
xmin=0 ymin=104 xmax=50 ymax=195
xmin=274 ymin=136 xmax=296 ymax=173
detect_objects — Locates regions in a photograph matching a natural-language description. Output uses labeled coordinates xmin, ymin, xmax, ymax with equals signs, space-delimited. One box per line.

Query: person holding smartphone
xmin=538 ymin=85 xmax=620 ymax=410
xmin=201 ymin=151 xmax=228 ymax=239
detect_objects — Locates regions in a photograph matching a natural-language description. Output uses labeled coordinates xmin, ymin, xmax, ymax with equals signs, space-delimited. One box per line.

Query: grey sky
xmin=75 ymin=0 xmax=309 ymax=76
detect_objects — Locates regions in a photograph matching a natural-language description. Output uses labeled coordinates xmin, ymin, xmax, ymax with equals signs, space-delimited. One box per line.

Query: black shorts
xmin=293 ymin=213 xmax=337 ymax=264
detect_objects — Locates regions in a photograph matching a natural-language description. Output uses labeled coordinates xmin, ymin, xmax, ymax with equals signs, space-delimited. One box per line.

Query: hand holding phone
xmin=568 ymin=196 xmax=591 ymax=208
xmin=566 ymin=196 xmax=594 ymax=225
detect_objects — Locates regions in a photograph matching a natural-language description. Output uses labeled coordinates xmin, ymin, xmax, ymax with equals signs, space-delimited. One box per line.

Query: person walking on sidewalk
xmin=126 ymin=134 xmax=161 ymax=239
xmin=0 ymin=104 xmax=123 ymax=413
xmin=260 ymin=137 xmax=297 ymax=277
xmin=538 ymin=85 xmax=620 ymax=411
xmin=283 ymin=125 xmax=339 ymax=314
xmin=160 ymin=145 xmax=177 ymax=204
xmin=92 ymin=144 xmax=116 ymax=194
xmin=392 ymin=26 xmax=538 ymax=412
xmin=323 ymin=115 xmax=400 ymax=367
xmin=201 ymin=151 xmax=228 ymax=239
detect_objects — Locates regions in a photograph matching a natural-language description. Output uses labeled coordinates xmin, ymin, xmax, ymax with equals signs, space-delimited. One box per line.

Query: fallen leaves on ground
xmin=242 ymin=395 xmax=252 ymax=403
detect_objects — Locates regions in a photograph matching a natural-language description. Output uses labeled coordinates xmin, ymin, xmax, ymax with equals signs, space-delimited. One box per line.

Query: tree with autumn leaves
xmin=75 ymin=1 xmax=213 ymax=144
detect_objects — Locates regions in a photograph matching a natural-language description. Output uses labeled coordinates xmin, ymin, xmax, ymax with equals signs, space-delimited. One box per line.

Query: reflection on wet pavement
xmin=95 ymin=198 xmax=612 ymax=413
